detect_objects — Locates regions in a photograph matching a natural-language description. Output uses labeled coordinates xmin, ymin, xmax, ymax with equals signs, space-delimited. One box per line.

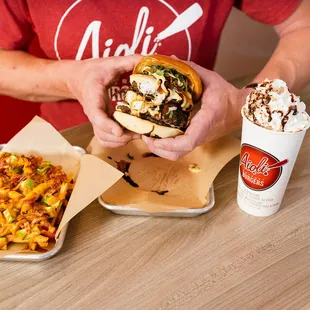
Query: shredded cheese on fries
xmin=0 ymin=152 xmax=74 ymax=251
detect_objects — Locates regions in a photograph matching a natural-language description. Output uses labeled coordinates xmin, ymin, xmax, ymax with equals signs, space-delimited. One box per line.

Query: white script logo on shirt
xmin=54 ymin=0 xmax=203 ymax=61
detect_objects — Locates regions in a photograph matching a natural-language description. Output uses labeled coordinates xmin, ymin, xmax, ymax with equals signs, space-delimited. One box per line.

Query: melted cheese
xmin=167 ymin=89 xmax=182 ymax=102
xmin=152 ymin=73 xmax=168 ymax=95
xmin=127 ymin=71 xmax=193 ymax=112
xmin=123 ymin=90 xmax=150 ymax=115
xmin=132 ymin=100 xmax=144 ymax=111
xmin=132 ymin=100 xmax=151 ymax=114
xmin=125 ymin=90 xmax=137 ymax=104
xmin=153 ymin=92 xmax=166 ymax=106
xmin=181 ymin=91 xmax=193 ymax=110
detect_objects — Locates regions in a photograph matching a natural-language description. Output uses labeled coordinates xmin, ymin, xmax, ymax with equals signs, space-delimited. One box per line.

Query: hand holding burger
xmin=113 ymin=55 xmax=203 ymax=138
xmin=113 ymin=55 xmax=246 ymax=161
xmin=142 ymin=62 xmax=248 ymax=161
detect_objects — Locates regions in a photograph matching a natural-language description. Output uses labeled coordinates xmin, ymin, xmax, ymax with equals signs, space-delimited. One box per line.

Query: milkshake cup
xmin=237 ymin=79 xmax=310 ymax=217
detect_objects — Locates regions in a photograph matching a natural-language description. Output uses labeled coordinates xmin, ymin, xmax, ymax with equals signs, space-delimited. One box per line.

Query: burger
xmin=113 ymin=55 xmax=203 ymax=138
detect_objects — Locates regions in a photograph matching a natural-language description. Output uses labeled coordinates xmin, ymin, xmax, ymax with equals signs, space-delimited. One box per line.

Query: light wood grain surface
xmin=1 ymin=81 xmax=310 ymax=310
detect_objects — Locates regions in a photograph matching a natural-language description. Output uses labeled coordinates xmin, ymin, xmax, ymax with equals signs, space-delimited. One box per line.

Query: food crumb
xmin=188 ymin=163 xmax=201 ymax=173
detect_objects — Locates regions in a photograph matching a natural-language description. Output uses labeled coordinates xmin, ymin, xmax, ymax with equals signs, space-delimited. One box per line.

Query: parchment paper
xmin=0 ymin=116 xmax=123 ymax=257
xmin=87 ymin=134 xmax=240 ymax=213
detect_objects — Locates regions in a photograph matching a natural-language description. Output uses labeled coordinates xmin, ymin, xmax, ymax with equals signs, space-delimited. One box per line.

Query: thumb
xmin=82 ymin=85 xmax=124 ymax=137
xmin=185 ymin=106 xmax=215 ymax=146
xmin=186 ymin=61 xmax=212 ymax=78
xmin=170 ymin=56 xmax=213 ymax=85
xmin=88 ymin=107 xmax=124 ymax=137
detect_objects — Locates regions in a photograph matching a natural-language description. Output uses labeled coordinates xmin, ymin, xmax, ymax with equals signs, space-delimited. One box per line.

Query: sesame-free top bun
xmin=133 ymin=55 xmax=203 ymax=102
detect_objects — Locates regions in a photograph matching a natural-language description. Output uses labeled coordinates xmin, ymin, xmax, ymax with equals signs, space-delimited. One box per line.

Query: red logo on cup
xmin=240 ymin=144 xmax=288 ymax=191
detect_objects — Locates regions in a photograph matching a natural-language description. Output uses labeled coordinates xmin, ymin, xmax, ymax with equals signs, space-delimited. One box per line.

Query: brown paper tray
xmin=98 ymin=184 xmax=215 ymax=217
xmin=0 ymin=144 xmax=86 ymax=262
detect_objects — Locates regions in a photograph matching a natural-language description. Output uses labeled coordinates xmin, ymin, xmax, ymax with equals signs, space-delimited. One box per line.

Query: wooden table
xmin=1 ymin=84 xmax=310 ymax=310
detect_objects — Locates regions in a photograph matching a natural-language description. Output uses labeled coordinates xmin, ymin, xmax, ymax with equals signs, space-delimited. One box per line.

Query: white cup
xmin=237 ymin=109 xmax=308 ymax=217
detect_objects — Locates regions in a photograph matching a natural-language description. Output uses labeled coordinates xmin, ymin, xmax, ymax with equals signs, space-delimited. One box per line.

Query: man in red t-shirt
xmin=0 ymin=0 xmax=309 ymax=160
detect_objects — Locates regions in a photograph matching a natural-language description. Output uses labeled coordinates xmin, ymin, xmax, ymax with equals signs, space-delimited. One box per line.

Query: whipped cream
xmin=243 ymin=79 xmax=310 ymax=133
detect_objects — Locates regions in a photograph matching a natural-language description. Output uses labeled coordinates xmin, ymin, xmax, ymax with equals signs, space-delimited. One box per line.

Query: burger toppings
xmin=116 ymin=102 xmax=131 ymax=114
xmin=142 ymin=65 xmax=190 ymax=93
xmin=113 ymin=55 xmax=203 ymax=138
xmin=116 ymin=63 xmax=195 ymax=131
xmin=167 ymin=89 xmax=182 ymax=103
xmin=129 ymin=74 xmax=160 ymax=94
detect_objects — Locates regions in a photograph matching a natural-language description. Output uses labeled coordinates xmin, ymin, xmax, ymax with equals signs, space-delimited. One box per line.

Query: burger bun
xmin=113 ymin=111 xmax=184 ymax=138
xmin=133 ymin=54 xmax=203 ymax=102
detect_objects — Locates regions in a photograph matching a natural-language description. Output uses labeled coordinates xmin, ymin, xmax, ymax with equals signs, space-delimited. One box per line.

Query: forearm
xmin=230 ymin=27 xmax=310 ymax=133
xmin=0 ymin=49 xmax=75 ymax=102
xmin=252 ymin=27 xmax=310 ymax=93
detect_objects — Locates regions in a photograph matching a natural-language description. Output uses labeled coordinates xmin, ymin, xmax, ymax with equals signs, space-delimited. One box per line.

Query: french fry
xmin=0 ymin=152 xmax=74 ymax=251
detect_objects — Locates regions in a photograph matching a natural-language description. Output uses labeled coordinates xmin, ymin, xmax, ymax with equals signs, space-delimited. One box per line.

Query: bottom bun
xmin=113 ymin=111 xmax=184 ymax=138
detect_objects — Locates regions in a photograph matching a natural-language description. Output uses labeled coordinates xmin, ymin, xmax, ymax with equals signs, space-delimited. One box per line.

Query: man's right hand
xmin=65 ymin=54 xmax=142 ymax=148
xmin=0 ymin=50 xmax=141 ymax=148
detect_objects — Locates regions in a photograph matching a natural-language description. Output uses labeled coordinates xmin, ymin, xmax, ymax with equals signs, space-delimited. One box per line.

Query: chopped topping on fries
xmin=0 ymin=152 xmax=74 ymax=251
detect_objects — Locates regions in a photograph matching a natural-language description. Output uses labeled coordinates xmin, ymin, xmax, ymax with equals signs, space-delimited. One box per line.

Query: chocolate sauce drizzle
xmin=244 ymin=83 xmax=259 ymax=89
xmin=152 ymin=190 xmax=169 ymax=196
xmin=281 ymin=105 xmax=297 ymax=129
xmin=142 ymin=152 xmax=159 ymax=158
xmin=123 ymin=175 xmax=139 ymax=188
xmin=115 ymin=156 xmax=169 ymax=194
xmin=247 ymin=84 xmax=298 ymax=131
xmin=115 ymin=160 xmax=139 ymax=188
xmin=127 ymin=153 xmax=134 ymax=160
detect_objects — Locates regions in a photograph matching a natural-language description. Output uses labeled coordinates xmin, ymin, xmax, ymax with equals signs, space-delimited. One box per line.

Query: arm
xmin=143 ymin=0 xmax=310 ymax=160
xmin=253 ymin=0 xmax=310 ymax=93
xmin=0 ymin=49 xmax=72 ymax=101
xmin=0 ymin=48 xmax=142 ymax=147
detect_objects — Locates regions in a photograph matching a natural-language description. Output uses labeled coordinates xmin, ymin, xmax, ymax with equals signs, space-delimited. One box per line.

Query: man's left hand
xmin=142 ymin=62 xmax=248 ymax=161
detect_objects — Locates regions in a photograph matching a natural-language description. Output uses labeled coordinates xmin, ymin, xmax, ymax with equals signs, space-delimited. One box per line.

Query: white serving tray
xmin=0 ymin=144 xmax=86 ymax=262
xmin=98 ymin=184 xmax=215 ymax=218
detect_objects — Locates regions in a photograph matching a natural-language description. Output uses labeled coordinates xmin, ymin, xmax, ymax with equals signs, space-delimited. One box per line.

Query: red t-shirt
xmin=0 ymin=0 xmax=301 ymax=131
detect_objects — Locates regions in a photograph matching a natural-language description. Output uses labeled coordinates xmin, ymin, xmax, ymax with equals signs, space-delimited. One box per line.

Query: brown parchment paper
xmin=87 ymin=134 xmax=240 ymax=213
xmin=0 ymin=116 xmax=123 ymax=258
